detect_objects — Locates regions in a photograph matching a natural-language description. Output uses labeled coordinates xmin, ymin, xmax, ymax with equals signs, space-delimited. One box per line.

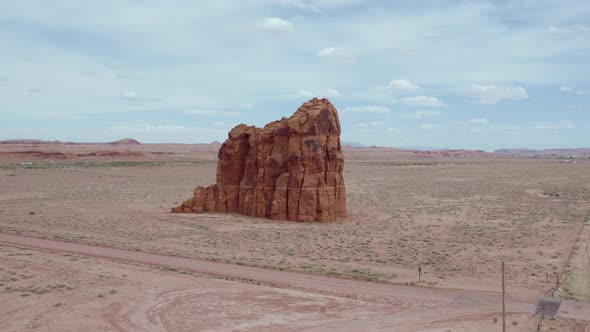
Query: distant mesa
xmin=341 ymin=141 xmax=366 ymax=147
xmin=110 ymin=138 xmax=141 ymax=145
xmin=495 ymin=148 xmax=590 ymax=158
xmin=0 ymin=139 xmax=65 ymax=145
xmin=172 ymin=98 xmax=347 ymax=222
xmin=0 ymin=138 xmax=141 ymax=145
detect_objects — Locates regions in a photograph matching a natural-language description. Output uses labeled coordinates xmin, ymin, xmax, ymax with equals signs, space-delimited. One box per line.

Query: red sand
xmin=1 ymin=142 xmax=589 ymax=330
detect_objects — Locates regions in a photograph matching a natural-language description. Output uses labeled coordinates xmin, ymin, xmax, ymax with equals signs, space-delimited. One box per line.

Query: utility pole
xmin=502 ymin=260 xmax=506 ymax=332
xmin=418 ymin=266 xmax=422 ymax=283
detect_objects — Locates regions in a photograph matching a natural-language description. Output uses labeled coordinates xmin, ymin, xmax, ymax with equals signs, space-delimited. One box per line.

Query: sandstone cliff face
xmin=172 ymin=98 xmax=346 ymax=222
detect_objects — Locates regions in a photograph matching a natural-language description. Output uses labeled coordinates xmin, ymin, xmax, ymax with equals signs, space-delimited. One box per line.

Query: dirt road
xmin=1 ymin=232 xmax=589 ymax=331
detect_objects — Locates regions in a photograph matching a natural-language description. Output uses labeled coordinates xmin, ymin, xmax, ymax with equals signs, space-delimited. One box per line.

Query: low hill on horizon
xmin=2 ymin=138 xmax=589 ymax=159
xmin=495 ymin=148 xmax=590 ymax=157
xmin=0 ymin=138 xmax=142 ymax=145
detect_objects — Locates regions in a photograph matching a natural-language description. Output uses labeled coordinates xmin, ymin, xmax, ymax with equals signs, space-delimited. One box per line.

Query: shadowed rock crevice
xmin=172 ymin=98 xmax=346 ymax=222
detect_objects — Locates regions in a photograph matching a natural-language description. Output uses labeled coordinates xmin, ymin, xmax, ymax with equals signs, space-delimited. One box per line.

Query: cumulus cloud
xmin=113 ymin=124 xmax=184 ymax=133
xmin=317 ymin=47 xmax=356 ymax=63
xmin=532 ymin=121 xmax=576 ymax=130
xmin=400 ymin=47 xmax=419 ymax=56
xmin=297 ymin=88 xmax=341 ymax=99
xmin=576 ymin=89 xmax=587 ymax=95
xmin=356 ymin=121 xmax=383 ymax=127
xmin=420 ymin=123 xmax=434 ymax=129
xmin=344 ymin=105 xmax=391 ymax=114
xmin=324 ymin=88 xmax=341 ymax=98
xmin=119 ymin=90 xmax=160 ymax=103
xmin=212 ymin=121 xmax=231 ymax=128
xmin=465 ymin=118 xmax=489 ymax=124
xmin=272 ymin=0 xmax=366 ymax=11
xmin=560 ymin=86 xmax=573 ymax=92
xmin=77 ymin=69 xmax=98 ymax=76
xmin=179 ymin=109 xmax=241 ymax=116
xmin=404 ymin=110 xmax=441 ymax=118
xmin=239 ymin=102 xmax=255 ymax=109
xmin=396 ymin=96 xmax=444 ymax=107
xmin=375 ymin=79 xmax=419 ymax=93
xmin=258 ymin=17 xmax=294 ymax=33
xmin=345 ymin=105 xmax=439 ymax=118
xmin=467 ymin=85 xmax=529 ymax=104
xmin=271 ymin=0 xmax=321 ymax=12
xmin=547 ymin=24 xmax=589 ymax=36
xmin=116 ymin=73 xmax=143 ymax=81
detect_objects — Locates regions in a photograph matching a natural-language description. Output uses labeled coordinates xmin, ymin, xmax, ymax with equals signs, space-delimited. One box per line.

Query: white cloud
xmin=405 ymin=110 xmax=441 ymax=118
xmin=297 ymin=88 xmax=340 ymax=99
xmin=576 ymin=89 xmax=587 ymax=95
xmin=532 ymin=121 xmax=576 ymax=130
xmin=420 ymin=123 xmax=434 ymax=130
xmin=375 ymin=79 xmax=419 ymax=93
xmin=325 ymin=88 xmax=341 ymax=98
xmin=466 ymin=118 xmax=489 ymax=124
xmin=547 ymin=26 xmax=570 ymax=34
xmin=180 ymin=109 xmax=241 ymax=116
xmin=344 ymin=105 xmax=391 ymax=114
xmin=212 ymin=121 xmax=230 ymax=128
xmin=400 ymin=47 xmax=419 ymax=56
xmin=113 ymin=124 xmax=176 ymax=133
xmin=271 ymin=0 xmax=320 ymax=12
xmin=298 ymin=90 xmax=313 ymax=98
xmin=467 ymin=85 xmax=529 ymax=104
xmin=396 ymin=96 xmax=444 ymax=107
xmin=560 ymin=86 xmax=573 ymax=92
xmin=387 ymin=127 xmax=399 ymax=132
xmin=345 ymin=105 xmax=440 ymax=118
xmin=547 ymin=24 xmax=590 ymax=40
xmin=258 ymin=17 xmax=294 ymax=33
xmin=271 ymin=0 xmax=366 ymax=11
xmin=239 ymin=102 xmax=255 ymax=109
xmin=317 ymin=47 xmax=356 ymax=64
xmin=119 ymin=90 xmax=160 ymax=103
xmin=356 ymin=121 xmax=383 ymax=127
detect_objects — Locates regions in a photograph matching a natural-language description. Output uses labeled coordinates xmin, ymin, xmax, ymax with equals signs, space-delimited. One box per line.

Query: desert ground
xmin=1 ymin=142 xmax=590 ymax=331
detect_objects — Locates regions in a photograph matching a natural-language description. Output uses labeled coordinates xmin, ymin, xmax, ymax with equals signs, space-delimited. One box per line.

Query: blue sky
xmin=0 ymin=0 xmax=588 ymax=150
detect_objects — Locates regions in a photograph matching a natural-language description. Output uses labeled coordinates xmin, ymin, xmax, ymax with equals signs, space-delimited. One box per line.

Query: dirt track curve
xmin=1 ymin=232 xmax=589 ymax=327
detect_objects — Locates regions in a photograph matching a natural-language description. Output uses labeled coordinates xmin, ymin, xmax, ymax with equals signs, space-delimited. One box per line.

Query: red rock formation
xmin=110 ymin=138 xmax=141 ymax=145
xmin=172 ymin=98 xmax=346 ymax=221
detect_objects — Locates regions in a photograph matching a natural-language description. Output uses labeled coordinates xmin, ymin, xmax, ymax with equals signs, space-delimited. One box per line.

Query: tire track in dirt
xmin=2 ymin=232 xmax=590 ymax=324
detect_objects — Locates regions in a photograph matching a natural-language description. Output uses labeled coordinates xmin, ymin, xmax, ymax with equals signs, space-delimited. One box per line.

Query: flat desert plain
xmin=1 ymin=143 xmax=590 ymax=331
